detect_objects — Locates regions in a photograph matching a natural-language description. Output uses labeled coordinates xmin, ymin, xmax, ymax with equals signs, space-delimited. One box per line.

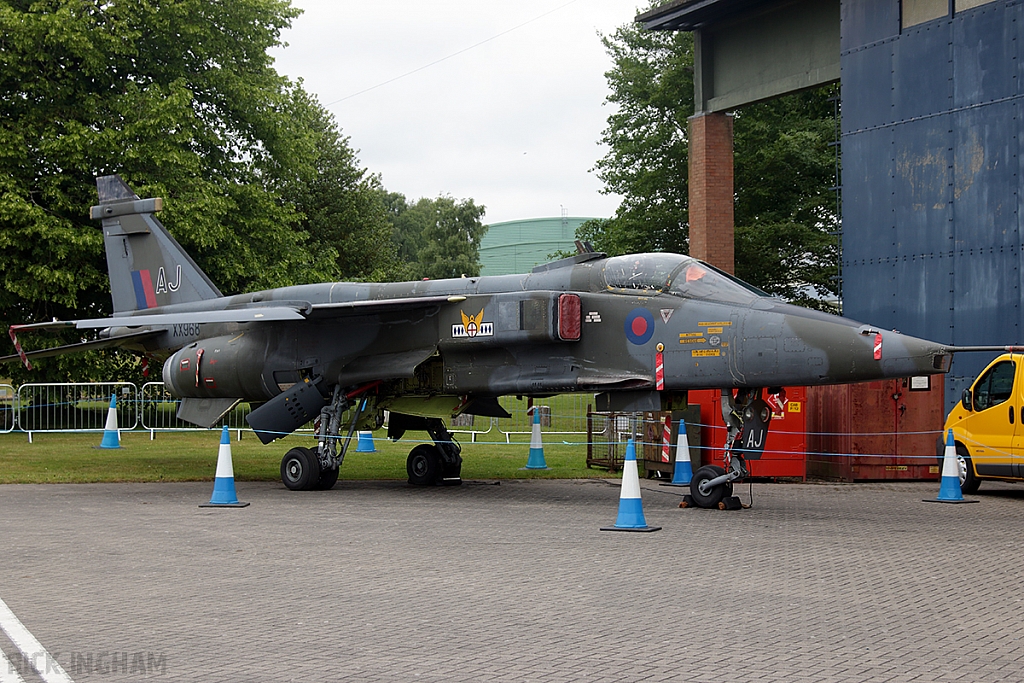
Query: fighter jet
xmin=2 ymin=176 xmax=1006 ymax=507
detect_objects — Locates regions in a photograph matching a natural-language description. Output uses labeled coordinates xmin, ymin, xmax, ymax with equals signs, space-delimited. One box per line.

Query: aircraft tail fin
xmin=91 ymin=175 xmax=222 ymax=313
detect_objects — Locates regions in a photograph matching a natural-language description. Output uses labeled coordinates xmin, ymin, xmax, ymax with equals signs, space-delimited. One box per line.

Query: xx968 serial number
xmin=172 ymin=323 xmax=202 ymax=337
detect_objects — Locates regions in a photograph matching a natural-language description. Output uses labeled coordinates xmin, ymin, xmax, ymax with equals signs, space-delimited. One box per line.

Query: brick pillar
xmin=688 ymin=112 xmax=735 ymax=273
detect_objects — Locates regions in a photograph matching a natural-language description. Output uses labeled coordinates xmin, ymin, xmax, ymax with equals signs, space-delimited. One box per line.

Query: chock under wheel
xmin=718 ymin=495 xmax=743 ymax=510
xmin=679 ymin=494 xmax=748 ymax=510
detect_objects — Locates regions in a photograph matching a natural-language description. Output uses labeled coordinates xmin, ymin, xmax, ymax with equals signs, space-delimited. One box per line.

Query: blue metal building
xmin=640 ymin=0 xmax=1023 ymax=408
xmin=841 ymin=0 xmax=1023 ymax=405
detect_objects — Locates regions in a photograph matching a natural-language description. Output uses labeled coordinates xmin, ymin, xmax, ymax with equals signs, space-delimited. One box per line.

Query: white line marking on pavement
xmin=0 ymin=598 xmax=74 ymax=683
xmin=0 ymin=648 xmax=28 ymax=683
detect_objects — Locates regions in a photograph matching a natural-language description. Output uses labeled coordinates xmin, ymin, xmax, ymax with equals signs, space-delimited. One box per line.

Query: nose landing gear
xmin=685 ymin=387 xmax=774 ymax=509
xmin=689 ymin=464 xmax=734 ymax=508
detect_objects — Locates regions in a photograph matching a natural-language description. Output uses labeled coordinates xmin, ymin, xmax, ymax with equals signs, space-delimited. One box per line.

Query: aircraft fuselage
xmin=150 ymin=252 xmax=950 ymax=409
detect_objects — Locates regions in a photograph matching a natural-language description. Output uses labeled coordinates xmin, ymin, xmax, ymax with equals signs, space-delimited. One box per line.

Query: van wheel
xmin=956 ymin=444 xmax=981 ymax=494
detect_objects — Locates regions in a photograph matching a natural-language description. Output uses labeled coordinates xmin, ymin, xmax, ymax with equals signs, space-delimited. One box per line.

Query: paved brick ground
xmin=1 ymin=477 xmax=1022 ymax=682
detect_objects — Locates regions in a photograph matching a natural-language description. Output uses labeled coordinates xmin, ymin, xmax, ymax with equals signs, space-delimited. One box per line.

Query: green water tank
xmin=478 ymin=217 xmax=597 ymax=276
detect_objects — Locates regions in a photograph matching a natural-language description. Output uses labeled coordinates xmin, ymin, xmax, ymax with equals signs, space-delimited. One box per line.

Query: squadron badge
xmin=453 ymin=309 xmax=493 ymax=338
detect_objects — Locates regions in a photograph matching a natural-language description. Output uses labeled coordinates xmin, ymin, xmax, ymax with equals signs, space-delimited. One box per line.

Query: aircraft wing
xmin=11 ymin=306 xmax=307 ymax=330
xmin=3 ymin=306 xmax=308 ymax=370
xmin=308 ymin=295 xmax=468 ymax=317
xmin=0 ymin=329 xmax=161 ymax=365
xmin=13 ymin=296 xmax=467 ymax=334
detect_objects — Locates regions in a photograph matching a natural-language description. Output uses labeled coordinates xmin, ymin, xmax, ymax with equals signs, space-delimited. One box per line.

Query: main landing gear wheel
xmin=281 ymin=447 xmax=321 ymax=491
xmin=440 ymin=458 xmax=463 ymax=486
xmin=316 ymin=466 xmax=339 ymax=491
xmin=689 ymin=465 xmax=733 ymax=509
xmin=407 ymin=444 xmax=442 ymax=486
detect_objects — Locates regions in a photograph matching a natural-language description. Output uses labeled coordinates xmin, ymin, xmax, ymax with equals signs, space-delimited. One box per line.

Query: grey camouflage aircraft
xmin=2 ymin=176 xmax=1009 ymax=507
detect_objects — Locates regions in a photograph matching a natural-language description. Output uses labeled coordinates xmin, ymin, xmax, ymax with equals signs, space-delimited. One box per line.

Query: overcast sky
xmin=269 ymin=0 xmax=642 ymax=225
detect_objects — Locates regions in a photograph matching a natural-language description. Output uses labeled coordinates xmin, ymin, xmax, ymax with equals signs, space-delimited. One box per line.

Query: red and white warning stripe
xmin=873 ymin=332 xmax=883 ymax=361
xmin=8 ymin=327 xmax=31 ymax=371
xmin=661 ymin=414 xmax=672 ymax=463
xmin=655 ymin=349 xmax=665 ymax=390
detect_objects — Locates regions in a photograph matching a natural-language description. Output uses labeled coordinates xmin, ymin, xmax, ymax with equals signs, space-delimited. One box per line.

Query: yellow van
xmin=943 ymin=353 xmax=1024 ymax=492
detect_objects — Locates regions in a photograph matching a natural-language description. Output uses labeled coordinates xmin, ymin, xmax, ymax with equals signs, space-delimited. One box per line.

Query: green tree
xmin=386 ymin=193 xmax=432 ymax=264
xmin=590 ymin=22 xmax=693 ymax=256
xmin=384 ymin=195 xmax=487 ymax=280
xmin=732 ymin=93 xmax=839 ymax=304
xmin=415 ymin=197 xmax=488 ymax=280
xmin=0 ymin=0 xmax=397 ymax=381
xmin=589 ymin=12 xmax=839 ymax=307
xmin=281 ymin=91 xmax=403 ymax=284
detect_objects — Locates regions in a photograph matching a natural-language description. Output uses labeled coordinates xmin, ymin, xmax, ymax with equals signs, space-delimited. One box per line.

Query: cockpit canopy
xmin=601 ymin=253 xmax=770 ymax=304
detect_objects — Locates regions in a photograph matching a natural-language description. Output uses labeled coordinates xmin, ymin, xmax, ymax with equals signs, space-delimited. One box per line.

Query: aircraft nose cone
xmin=872 ymin=327 xmax=951 ymax=377
xmin=782 ymin=305 xmax=950 ymax=383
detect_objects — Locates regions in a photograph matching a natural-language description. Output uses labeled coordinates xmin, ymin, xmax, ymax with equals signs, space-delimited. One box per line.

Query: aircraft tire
xmin=441 ymin=456 xmax=462 ymax=483
xmin=315 ymin=466 xmax=340 ymax=491
xmin=689 ymin=465 xmax=729 ymax=509
xmin=407 ymin=444 xmax=441 ymax=486
xmin=710 ymin=465 xmax=734 ymax=497
xmin=956 ymin=444 xmax=981 ymax=494
xmin=281 ymin=447 xmax=321 ymax=491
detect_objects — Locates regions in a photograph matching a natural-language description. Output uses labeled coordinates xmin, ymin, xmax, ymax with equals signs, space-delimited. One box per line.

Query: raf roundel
xmin=624 ymin=308 xmax=655 ymax=345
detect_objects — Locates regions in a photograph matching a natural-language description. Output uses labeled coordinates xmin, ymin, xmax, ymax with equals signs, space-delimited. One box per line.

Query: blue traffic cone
xmin=523 ymin=407 xmax=549 ymax=469
xmin=200 ymin=426 xmax=250 ymax=507
xmin=97 ymin=395 xmax=122 ymax=449
xmin=662 ymin=420 xmax=693 ymax=487
xmin=356 ymin=431 xmax=376 ymax=452
xmin=601 ymin=439 xmax=661 ymax=532
xmin=925 ymin=430 xmax=978 ymax=504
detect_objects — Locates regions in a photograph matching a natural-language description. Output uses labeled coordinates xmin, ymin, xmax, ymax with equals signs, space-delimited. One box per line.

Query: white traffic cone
xmin=200 ymin=426 xmax=250 ymax=507
xmin=601 ymin=439 xmax=661 ymax=532
xmin=523 ymin=407 xmax=548 ymax=469
xmin=662 ymin=419 xmax=694 ymax=487
xmin=97 ymin=394 xmax=121 ymax=449
xmin=925 ymin=429 xmax=978 ymax=504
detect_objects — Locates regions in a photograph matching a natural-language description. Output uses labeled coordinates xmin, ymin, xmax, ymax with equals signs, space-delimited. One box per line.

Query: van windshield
xmin=973 ymin=360 xmax=1016 ymax=411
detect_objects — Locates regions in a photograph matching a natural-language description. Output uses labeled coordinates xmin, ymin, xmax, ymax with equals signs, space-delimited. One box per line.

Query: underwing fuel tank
xmin=163 ymin=333 xmax=273 ymax=399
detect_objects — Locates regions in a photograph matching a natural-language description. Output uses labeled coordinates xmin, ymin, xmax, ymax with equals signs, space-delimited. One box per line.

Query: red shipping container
xmin=806 ymin=376 xmax=944 ymax=481
xmin=689 ymin=387 xmax=807 ymax=479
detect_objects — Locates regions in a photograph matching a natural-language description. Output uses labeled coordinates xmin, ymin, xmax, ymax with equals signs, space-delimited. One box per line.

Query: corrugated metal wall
xmin=841 ymin=0 xmax=1022 ymax=409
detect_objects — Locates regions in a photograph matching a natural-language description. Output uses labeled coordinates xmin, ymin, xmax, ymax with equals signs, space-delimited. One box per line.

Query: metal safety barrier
xmin=139 ymin=382 xmax=252 ymax=435
xmin=16 ymin=382 xmax=138 ymax=433
xmin=139 ymin=382 xmax=190 ymax=432
xmin=0 ymin=380 xmax=597 ymax=439
xmin=585 ymin=412 xmax=652 ymax=471
xmin=0 ymin=384 xmax=15 ymax=434
xmin=496 ymin=394 xmax=593 ymax=443
xmin=447 ymin=413 xmax=496 ymax=443
xmin=0 ymin=382 xmax=959 ymax=470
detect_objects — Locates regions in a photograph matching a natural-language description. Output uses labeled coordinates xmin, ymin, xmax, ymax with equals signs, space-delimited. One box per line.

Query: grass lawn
xmin=0 ymin=430 xmax=618 ymax=484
